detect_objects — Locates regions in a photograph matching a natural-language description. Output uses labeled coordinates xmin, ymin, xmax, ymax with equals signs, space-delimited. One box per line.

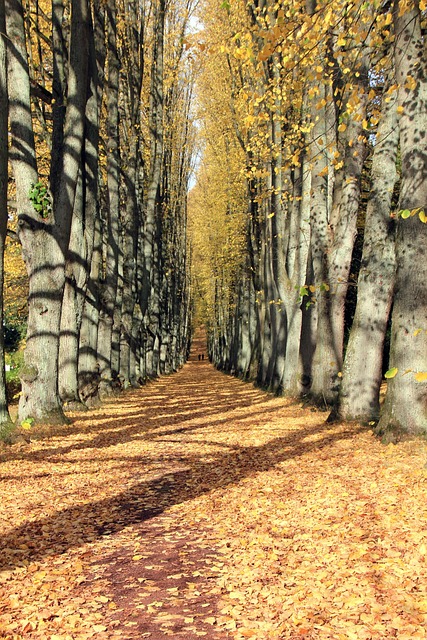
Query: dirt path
xmin=1 ymin=335 xmax=427 ymax=639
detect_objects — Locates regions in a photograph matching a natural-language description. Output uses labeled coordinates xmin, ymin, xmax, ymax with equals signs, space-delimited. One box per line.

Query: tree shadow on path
xmin=0 ymin=359 xmax=364 ymax=572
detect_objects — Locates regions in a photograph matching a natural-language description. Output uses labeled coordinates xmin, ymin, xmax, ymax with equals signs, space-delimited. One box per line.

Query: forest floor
xmin=1 ymin=335 xmax=427 ymax=640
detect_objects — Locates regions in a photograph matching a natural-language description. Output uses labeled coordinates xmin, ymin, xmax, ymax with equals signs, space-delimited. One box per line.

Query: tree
xmin=377 ymin=0 xmax=427 ymax=438
xmin=59 ymin=3 xmax=101 ymax=408
xmin=118 ymin=0 xmax=144 ymax=387
xmin=193 ymin=0 xmax=425 ymax=434
xmin=0 ymin=0 xmax=12 ymax=429
xmin=96 ymin=0 xmax=121 ymax=398
xmin=78 ymin=0 xmax=107 ymax=404
xmin=7 ymin=0 xmax=91 ymax=423
xmin=339 ymin=70 xmax=398 ymax=422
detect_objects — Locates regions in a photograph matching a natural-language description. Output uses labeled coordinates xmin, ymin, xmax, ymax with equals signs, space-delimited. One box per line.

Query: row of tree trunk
xmin=203 ymin=0 xmax=427 ymax=438
xmin=1 ymin=0 xmax=196 ymax=425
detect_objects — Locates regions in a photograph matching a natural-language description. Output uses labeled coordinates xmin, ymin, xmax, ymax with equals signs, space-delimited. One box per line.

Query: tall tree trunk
xmin=268 ymin=59 xmax=289 ymax=393
xmin=58 ymin=170 xmax=87 ymax=406
xmin=97 ymin=0 xmax=120 ymax=397
xmin=377 ymin=0 xmax=427 ymax=438
xmin=51 ymin=0 xmax=67 ymax=197
xmin=12 ymin=0 xmax=90 ymax=423
xmin=328 ymin=58 xmax=369 ymax=380
xmin=6 ymin=0 xmax=64 ymax=423
xmin=142 ymin=0 xmax=165 ymax=378
xmin=16 ymin=0 xmax=90 ymax=423
xmin=339 ymin=75 xmax=398 ymax=421
xmin=281 ymin=157 xmax=311 ymax=397
xmin=119 ymin=0 xmax=143 ymax=386
xmin=310 ymin=54 xmax=368 ymax=406
xmin=0 ymin=0 xmax=12 ymax=429
xmin=308 ymin=79 xmax=336 ymax=404
xmin=79 ymin=212 xmax=102 ymax=404
xmin=119 ymin=140 xmax=138 ymax=387
xmin=59 ymin=7 xmax=102 ymax=408
xmin=78 ymin=0 xmax=106 ymax=403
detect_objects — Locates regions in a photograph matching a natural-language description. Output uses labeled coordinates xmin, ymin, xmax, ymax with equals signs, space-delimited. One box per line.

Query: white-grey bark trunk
xmin=0 ymin=0 xmax=12 ymax=428
xmin=7 ymin=0 xmax=65 ymax=423
xmin=142 ymin=0 xmax=165 ymax=371
xmin=78 ymin=0 xmax=106 ymax=404
xmin=58 ymin=170 xmax=86 ymax=406
xmin=308 ymin=80 xmax=337 ymax=403
xmin=339 ymin=75 xmax=399 ymax=421
xmin=377 ymin=0 xmax=427 ymax=438
xmin=98 ymin=0 xmax=120 ymax=397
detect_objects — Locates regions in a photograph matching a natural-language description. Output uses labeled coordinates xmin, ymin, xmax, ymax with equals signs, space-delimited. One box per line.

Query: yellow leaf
xmin=419 ymin=210 xmax=427 ymax=223
xmin=405 ymin=75 xmax=417 ymax=91
xmin=397 ymin=105 xmax=404 ymax=115
xmin=93 ymin=625 xmax=108 ymax=632
xmin=132 ymin=555 xmax=143 ymax=561
xmin=338 ymin=123 xmax=347 ymax=132
xmin=414 ymin=372 xmax=427 ymax=382
xmin=95 ymin=595 xmax=109 ymax=603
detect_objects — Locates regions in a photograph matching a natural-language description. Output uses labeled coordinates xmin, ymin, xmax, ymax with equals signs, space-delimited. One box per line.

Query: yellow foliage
xmin=4 ymin=234 xmax=28 ymax=323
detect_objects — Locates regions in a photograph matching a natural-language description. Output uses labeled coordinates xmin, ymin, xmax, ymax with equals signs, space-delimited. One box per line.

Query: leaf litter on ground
xmin=1 ymin=339 xmax=427 ymax=639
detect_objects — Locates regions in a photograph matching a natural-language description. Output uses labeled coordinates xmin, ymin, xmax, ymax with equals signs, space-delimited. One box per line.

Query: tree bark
xmin=310 ymin=50 xmax=368 ymax=406
xmin=377 ymin=0 xmax=427 ymax=438
xmin=142 ymin=0 xmax=165 ymax=379
xmin=7 ymin=0 xmax=64 ymax=423
xmin=308 ymin=79 xmax=337 ymax=404
xmin=339 ymin=75 xmax=398 ymax=422
xmin=9 ymin=0 xmax=91 ymax=423
xmin=78 ymin=0 xmax=106 ymax=403
xmin=0 ymin=0 xmax=12 ymax=429
xmin=58 ymin=170 xmax=87 ymax=406
xmin=119 ymin=0 xmax=144 ymax=387
xmin=97 ymin=0 xmax=121 ymax=397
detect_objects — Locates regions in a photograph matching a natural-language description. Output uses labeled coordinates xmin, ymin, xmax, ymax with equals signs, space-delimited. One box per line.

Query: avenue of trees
xmin=0 ymin=0 xmax=426 ymax=441
xmin=190 ymin=0 xmax=427 ymax=438
xmin=1 ymin=0 xmax=197 ymax=426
